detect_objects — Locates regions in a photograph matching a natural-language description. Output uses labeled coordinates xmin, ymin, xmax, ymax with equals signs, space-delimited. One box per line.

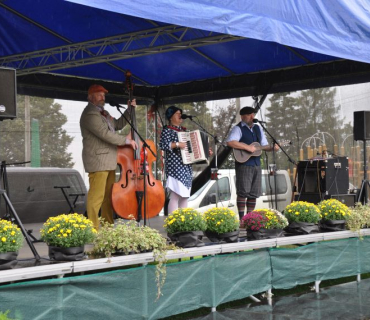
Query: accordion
xmin=177 ymin=130 xmax=209 ymax=164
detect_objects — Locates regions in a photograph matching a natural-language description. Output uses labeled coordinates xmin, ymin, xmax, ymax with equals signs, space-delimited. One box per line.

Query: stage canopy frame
xmin=1 ymin=0 xmax=370 ymax=104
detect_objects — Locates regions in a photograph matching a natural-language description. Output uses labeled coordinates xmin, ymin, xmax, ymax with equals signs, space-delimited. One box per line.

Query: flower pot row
xmin=164 ymin=200 xmax=370 ymax=247
xmin=282 ymin=199 xmax=351 ymax=235
xmin=164 ymin=207 xmax=240 ymax=247
xmin=243 ymin=200 xmax=354 ymax=238
xmin=1 ymin=200 xmax=368 ymax=267
xmin=167 ymin=230 xmax=240 ymax=248
xmin=0 ymin=213 xmax=171 ymax=267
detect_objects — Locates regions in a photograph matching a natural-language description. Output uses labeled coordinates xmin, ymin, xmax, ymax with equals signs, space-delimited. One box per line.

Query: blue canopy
xmin=1 ymin=0 xmax=370 ymax=103
xmin=68 ymin=0 xmax=370 ymax=64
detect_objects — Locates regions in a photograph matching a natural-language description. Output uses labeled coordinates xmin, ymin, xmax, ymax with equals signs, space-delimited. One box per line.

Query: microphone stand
xmin=186 ymin=116 xmax=223 ymax=206
xmin=257 ymin=121 xmax=297 ymax=210
xmin=114 ymin=105 xmax=157 ymax=226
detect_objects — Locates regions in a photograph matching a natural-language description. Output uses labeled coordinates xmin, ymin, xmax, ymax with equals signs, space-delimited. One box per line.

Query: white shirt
xmin=226 ymin=122 xmax=269 ymax=146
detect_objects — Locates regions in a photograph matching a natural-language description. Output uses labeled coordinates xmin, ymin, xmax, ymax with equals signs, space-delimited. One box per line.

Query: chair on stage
xmin=54 ymin=186 xmax=85 ymax=214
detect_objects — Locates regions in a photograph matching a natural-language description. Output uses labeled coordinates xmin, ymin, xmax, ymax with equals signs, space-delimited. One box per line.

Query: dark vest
xmin=237 ymin=122 xmax=262 ymax=166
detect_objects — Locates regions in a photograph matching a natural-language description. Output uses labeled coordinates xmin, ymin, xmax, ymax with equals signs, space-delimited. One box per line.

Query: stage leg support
xmin=249 ymin=295 xmax=261 ymax=302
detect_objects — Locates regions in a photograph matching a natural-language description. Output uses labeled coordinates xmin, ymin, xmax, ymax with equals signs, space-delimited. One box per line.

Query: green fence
xmin=1 ymin=237 xmax=369 ymax=319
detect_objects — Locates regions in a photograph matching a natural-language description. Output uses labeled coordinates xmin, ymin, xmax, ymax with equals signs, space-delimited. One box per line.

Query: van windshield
xmin=262 ymin=173 xmax=288 ymax=195
xmin=189 ymin=180 xmax=211 ymax=201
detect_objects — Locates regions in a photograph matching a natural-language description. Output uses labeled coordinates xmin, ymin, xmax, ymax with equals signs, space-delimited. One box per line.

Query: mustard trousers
xmin=87 ymin=170 xmax=115 ymax=229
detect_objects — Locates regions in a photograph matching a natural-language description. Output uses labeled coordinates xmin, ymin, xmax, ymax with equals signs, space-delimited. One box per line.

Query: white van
xmin=188 ymin=169 xmax=292 ymax=215
xmin=0 ymin=167 xmax=86 ymax=223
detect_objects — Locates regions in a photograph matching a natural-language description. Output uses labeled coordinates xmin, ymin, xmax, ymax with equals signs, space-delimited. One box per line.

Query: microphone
xmin=181 ymin=114 xmax=193 ymax=120
xmin=253 ymin=118 xmax=267 ymax=124
xmin=109 ymin=101 xmax=126 ymax=109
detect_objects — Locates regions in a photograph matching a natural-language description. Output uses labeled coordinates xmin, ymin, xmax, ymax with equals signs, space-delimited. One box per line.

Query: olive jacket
xmin=80 ymin=102 xmax=130 ymax=172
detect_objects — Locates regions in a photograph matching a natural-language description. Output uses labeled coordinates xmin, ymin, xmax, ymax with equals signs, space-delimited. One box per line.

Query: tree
xmin=212 ymin=99 xmax=239 ymax=169
xmin=264 ymin=92 xmax=297 ymax=171
xmin=176 ymin=101 xmax=213 ymax=134
xmin=265 ymin=88 xmax=352 ymax=171
xmin=0 ymin=96 xmax=74 ymax=167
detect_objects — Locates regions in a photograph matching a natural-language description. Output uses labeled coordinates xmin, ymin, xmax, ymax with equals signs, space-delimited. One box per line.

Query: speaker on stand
xmin=0 ymin=68 xmax=17 ymax=120
xmin=354 ymin=111 xmax=370 ymax=204
xmin=354 ymin=111 xmax=370 ymax=141
xmin=0 ymin=69 xmax=39 ymax=259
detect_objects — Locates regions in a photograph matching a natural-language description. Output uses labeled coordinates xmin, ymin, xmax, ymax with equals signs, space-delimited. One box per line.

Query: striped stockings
xmin=237 ymin=196 xmax=257 ymax=219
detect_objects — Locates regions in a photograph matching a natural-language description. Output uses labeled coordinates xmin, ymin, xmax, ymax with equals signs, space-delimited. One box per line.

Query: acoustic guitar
xmin=233 ymin=140 xmax=291 ymax=163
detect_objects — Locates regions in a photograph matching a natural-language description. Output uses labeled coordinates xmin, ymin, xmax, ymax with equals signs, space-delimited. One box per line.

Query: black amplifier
xmin=297 ymin=157 xmax=349 ymax=195
xmin=294 ymin=193 xmax=356 ymax=207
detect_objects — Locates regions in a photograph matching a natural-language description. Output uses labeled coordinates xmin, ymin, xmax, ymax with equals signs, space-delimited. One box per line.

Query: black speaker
xmin=354 ymin=111 xmax=370 ymax=141
xmin=294 ymin=193 xmax=356 ymax=206
xmin=297 ymin=157 xmax=349 ymax=195
xmin=0 ymin=68 xmax=17 ymax=120
xmin=331 ymin=194 xmax=356 ymax=207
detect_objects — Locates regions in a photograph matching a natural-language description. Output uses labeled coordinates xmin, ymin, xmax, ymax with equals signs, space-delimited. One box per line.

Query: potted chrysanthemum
xmin=204 ymin=207 xmax=240 ymax=243
xmin=40 ymin=213 xmax=96 ymax=261
xmin=241 ymin=208 xmax=288 ymax=240
xmin=92 ymin=218 xmax=170 ymax=299
xmin=318 ymin=199 xmax=350 ymax=232
xmin=283 ymin=201 xmax=321 ymax=235
xmin=164 ymin=208 xmax=206 ymax=247
xmin=347 ymin=203 xmax=370 ymax=234
xmin=0 ymin=219 xmax=24 ymax=269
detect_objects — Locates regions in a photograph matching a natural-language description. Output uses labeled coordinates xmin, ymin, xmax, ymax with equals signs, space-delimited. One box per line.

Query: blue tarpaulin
xmin=1 ymin=0 xmax=370 ymax=102
xmin=68 ymin=0 xmax=370 ymax=64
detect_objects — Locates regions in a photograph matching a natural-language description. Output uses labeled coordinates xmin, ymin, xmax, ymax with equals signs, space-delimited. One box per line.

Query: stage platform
xmin=3 ymin=216 xmax=370 ymax=319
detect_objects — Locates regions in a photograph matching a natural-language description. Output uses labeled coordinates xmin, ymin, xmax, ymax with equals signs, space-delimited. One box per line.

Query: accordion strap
xmin=166 ymin=125 xmax=187 ymax=132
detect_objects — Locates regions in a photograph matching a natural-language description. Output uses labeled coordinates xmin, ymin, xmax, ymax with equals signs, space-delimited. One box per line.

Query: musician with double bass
xmin=80 ymin=84 xmax=137 ymax=229
xmin=226 ymin=106 xmax=279 ymax=220
xmin=159 ymin=106 xmax=192 ymax=214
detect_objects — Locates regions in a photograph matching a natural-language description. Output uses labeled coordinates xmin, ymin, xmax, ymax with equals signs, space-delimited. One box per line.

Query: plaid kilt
xmin=235 ymin=163 xmax=262 ymax=198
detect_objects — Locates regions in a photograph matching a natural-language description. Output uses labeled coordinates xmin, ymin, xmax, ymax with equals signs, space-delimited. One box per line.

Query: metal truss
xmin=0 ymin=24 xmax=242 ymax=77
xmin=145 ymin=104 xmax=165 ymax=179
xmin=146 ymin=106 xmax=155 ymax=142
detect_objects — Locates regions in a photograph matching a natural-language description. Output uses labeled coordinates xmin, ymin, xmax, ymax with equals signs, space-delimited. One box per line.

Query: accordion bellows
xmin=177 ymin=130 xmax=209 ymax=164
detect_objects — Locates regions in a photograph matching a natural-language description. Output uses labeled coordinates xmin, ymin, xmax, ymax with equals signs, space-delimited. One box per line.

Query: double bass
xmin=111 ymin=71 xmax=165 ymax=222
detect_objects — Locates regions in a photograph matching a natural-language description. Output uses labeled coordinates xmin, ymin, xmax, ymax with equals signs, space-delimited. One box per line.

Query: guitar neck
xmin=260 ymin=145 xmax=271 ymax=151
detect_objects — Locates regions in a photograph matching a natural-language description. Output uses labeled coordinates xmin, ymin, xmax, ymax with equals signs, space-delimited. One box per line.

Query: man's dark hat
xmin=165 ymin=105 xmax=182 ymax=120
xmin=240 ymin=106 xmax=256 ymax=115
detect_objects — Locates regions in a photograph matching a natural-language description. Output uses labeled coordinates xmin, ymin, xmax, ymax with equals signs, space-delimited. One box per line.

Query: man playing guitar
xmin=226 ymin=106 xmax=279 ymax=220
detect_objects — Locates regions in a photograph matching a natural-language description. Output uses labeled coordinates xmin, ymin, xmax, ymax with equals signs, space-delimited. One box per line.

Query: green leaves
xmin=163 ymin=208 xmax=207 ymax=234
xmin=204 ymin=207 xmax=239 ymax=234
xmin=0 ymin=220 xmax=24 ymax=253
xmin=40 ymin=213 xmax=96 ymax=247
xmin=284 ymin=201 xmax=321 ymax=224
xmin=91 ymin=219 xmax=169 ymax=300
xmin=241 ymin=208 xmax=288 ymax=231
xmin=347 ymin=203 xmax=370 ymax=233
xmin=319 ymin=199 xmax=350 ymax=221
